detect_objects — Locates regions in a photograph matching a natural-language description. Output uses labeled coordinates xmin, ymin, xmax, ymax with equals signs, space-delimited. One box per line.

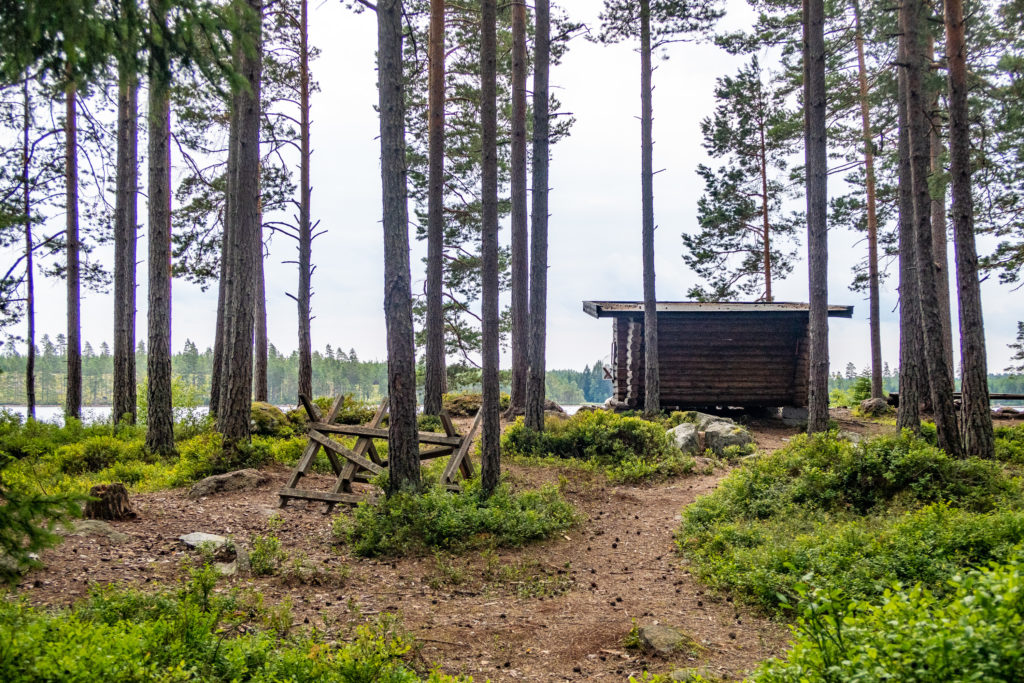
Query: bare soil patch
xmin=19 ymin=413 xmax=895 ymax=681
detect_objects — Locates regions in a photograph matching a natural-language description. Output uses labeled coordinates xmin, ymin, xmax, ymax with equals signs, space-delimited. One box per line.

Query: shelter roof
xmin=582 ymin=301 xmax=854 ymax=319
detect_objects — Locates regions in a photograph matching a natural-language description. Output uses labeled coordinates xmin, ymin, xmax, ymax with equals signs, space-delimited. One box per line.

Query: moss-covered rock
xmin=250 ymin=402 xmax=291 ymax=437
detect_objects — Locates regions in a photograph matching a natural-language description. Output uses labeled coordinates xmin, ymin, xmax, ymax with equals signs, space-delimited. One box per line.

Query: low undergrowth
xmin=502 ymin=411 xmax=695 ymax=483
xmin=677 ymin=430 xmax=1024 ymax=612
xmin=0 ymin=566 xmax=469 ymax=682
xmin=333 ymin=478 xmax=578 ymax=557
xmin=748 ymin=550 xmax=1024 ymax=682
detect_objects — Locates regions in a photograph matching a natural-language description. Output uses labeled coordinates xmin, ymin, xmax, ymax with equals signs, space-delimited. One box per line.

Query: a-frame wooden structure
xmin=278 ymin=395 xmax=481 ymax=509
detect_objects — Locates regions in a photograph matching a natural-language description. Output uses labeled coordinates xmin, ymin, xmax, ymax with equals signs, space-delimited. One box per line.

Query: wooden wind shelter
xmin=278 ymin=395 xmax=482 ymax=509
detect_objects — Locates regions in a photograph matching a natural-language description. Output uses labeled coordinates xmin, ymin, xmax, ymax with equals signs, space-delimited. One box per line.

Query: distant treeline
xmin=0 ymin=336 xmax=613 ymax=407
xmin=829 ymin=361 xmax=1024 ymax=397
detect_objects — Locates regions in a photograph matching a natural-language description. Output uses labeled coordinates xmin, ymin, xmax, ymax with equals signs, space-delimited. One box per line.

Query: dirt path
xmin=23 ymin=457 xmax=788 ymax=681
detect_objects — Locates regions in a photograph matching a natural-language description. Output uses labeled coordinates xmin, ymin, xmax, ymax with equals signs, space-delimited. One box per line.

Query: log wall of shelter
xmin=612 ymin=311 xmax=811 ymax=408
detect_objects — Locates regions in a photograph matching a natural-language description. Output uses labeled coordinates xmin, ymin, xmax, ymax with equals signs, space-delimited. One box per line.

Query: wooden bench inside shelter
xmin=278 ymin=394 xmax=481 ymax=510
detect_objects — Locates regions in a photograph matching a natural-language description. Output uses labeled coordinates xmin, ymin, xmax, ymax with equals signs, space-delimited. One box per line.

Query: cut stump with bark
xmin=84 ymin=483 xmax=136 ymax=521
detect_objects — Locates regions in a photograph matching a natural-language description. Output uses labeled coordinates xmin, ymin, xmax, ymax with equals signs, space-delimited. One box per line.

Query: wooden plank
xmin=333 ymin=397 xmax=389 ymax=499
xmin=310 ymin=430 xmax=385 ymax=476
xmin=311 ymin=423 xmax=462 ymax=447
xmin=419 ymin=446 xmax=455 ymax=459
xmin=443 ymin=409 xmax=481 ymax=484
xmin=439 ymin=411 xmax=458 ymax=437
xmin=299 ymin=394 xmax=322 ymax=422
xmin=280 ymin=487 xmax=378 ymax=505
xmin=279 ymin=394 xmax=349 ymax=507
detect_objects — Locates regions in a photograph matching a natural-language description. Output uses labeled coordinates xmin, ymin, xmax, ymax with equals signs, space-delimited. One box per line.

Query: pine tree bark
xmin=146 ymin=0 xmax=175 ymax=456
xmin=903 ymin=0 xmax=961 ymax=456
xmin=852 ymin=0 xmax=883 ymax=399
xmin=758 ymin=108 xmax=772 ymax=302
xmin=297 ymin=0 xmax=313 ymax=404
xmin=217 ymin=0 xmax=263 ymax=449
xmin=945 ymin=0 xmax=994 ymax=457
xmin=210 ymin=103 xmax=240 ymax=417
xmin=480 ymin=0 xmax=501 ymax=494
xmin=423 ymin=0 xmax=446 ymax=416
xmin=113 ymin=60 xmax=139 ymax=425
xmin=505 ymin=0 xmax=529 ymax=417
xmin=377 ymin=0 xmax=420 ymax=494
xmin=896 ymin=60 xmax=922 ymax=431
xmin=253 ymin=199 xmax=268 ymax=403
xmin=65 ymin=81 xmax=82 ymax=421
xmin=525 ymin=0 xmax=550 ymax=432
xmin=803 ymin=0 xmax=829 ymax=433
xmin=22 ymin=79 xmax=35 ymax=420
xmin=639 ymin=0 xmax=660 ymax=418
xmin=930 ymin=119 xmax=954 ymax=384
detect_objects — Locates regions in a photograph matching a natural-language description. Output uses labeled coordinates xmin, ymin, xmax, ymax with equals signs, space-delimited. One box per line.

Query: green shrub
xmin=250 ymin=402 xmax=292 ymax=437
xmin=678 ymin=431 xmax=1024 ymax=612
xmin=418 ymin=414 xmax=444 ymax=432
xmin=334 ymin=479 xmax=577 ymax=556
xmin=52 ymin=436 xmax=146 ymax=474
xmin=503 ymin=411 xmax=696 ymax=483
xmin=170 ymin=431 xmax=224 ymax=485
xmin=0 ymin=573 xmax=470 ymax=682
xmin=750 ymin=551 xmax=1024 ymax=682
xmin=995 ymin=424 xmax=1024 ymax=464
xmin=250 ymin=534 xmax=287 ymax=576
xmin=850 ymin=375 xmax=872 ymax=403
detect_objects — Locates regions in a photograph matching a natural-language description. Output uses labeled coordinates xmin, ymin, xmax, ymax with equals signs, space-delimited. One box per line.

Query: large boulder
xmin=703 ymin=420 xmax=754 ymax=454
xmin=187 ymin=468 xmax=270 ymax=500
xmin=859 ymin=397 xmax=894 ymax=418
xmin=63 ymin=520 xmax=131 ymax=544
xmin=668 ymin=423 xmax=699 ymax=453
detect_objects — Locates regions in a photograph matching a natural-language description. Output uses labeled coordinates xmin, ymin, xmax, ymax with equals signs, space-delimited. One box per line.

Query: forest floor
xmin=19 ymin=410 xmax=922 ymax=681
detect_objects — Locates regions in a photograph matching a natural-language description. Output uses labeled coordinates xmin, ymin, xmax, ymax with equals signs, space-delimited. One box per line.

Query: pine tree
xmin=684 ymin=57 xmax=801 ymax=302
xmin=423 ymin=0 xmax=446 ymax=416
xmin=597 ymin=0 xmax=722 ymax=416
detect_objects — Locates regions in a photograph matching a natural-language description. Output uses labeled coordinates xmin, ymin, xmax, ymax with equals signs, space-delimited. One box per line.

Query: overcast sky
xmin=14 ymin=0 xmax=1022 ymax=375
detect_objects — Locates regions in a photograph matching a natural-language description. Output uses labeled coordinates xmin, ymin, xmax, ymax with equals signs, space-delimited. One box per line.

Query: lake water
xmin=1 ymin=403 xmax=592 ymax=425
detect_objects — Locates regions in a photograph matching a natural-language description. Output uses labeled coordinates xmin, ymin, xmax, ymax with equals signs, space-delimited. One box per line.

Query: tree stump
xmin=84 ymin=483 xmax=136 ymax=521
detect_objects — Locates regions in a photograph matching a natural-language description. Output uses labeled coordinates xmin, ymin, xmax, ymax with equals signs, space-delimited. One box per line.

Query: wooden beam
xmin=442 ymin=408 xmax=482 ymax=484
xmin=311 ymin=423 xmax=462 ymax=447
xmin=310 ymin=430 xmax=386 ymax=476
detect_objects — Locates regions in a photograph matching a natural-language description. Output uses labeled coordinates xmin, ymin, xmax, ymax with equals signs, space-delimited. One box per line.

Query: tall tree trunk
xmin=253 ymin=200 xmax=268 ymax=403
xmin=423 ymin=0 xmax=446 ymax=415
xmin=297 ymin=0 xmax=313 ymax=404
xmin=65 ymin=81 xmax=82 ymax=420
xmin=113 ymin=60 xmax=139 ymax=424
xmin=903 ymin=0 xmax=961 ymax=456
xmin=210 ymin=104 xmax=239 ymax=417
xmin=945 ymin=0 xmax=994 ymax=457
xmin=146 ymin=0 xmax=175 ymax=455
xmin=758 ymin=113 xmax=772 ymax=302
xmin=218 ymin=0 xmax=263 ymax=449
xmin=377 ymin=0 xmax=420 ymax=494
xmin=930 ymin=96 xmax=954 ymax=383
xmin=22 ymin=79 xmax=35 ymax=420
xmin=896 ymin=60 xmax=922 ymax=431
xmin=639 ymin=0 xmax=659 ymax=418
xmin=505 ymin=0 xmax=529 ymax=417
xmin=852 ymin=0 xmax=883 ymax=399
xmin=480 ymin=0 xmax=501 ymax=494
xmin=803 ymin=0 xmax=829 ymax=433
xmin=525 ymin=0 xmax=550 ymax=432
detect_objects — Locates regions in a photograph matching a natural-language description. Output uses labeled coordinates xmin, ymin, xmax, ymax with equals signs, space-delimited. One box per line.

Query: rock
xmin=673 ymin=411 xmax=734 ymax=431
xmin=780 ymin=406 xmax=809 ymax=426
xmin=251 ymin=401 xmax=291 ymax=436
xmin=837 ymin=430 xmax=865 ymax=444
xmin=575 ymin=405 xmax=604 ymax=414
xmin=668 ymin=423 xmax=699 ymax=453
xmin=994 ymin=406 xmax=1023 ymax=418
xmin=703 ymin=421 xmax=753 ymax=455
xmin=859 ymin=397 xmax=893 ymax=417
xmin=604 ymin=397 xmax=631 ymax=412
xmin=639 ymin=624 xmax=698 ymax=656
xmin=179 ymin=532 xmax=229 ymax=549
xmin=64 ymin=520 xmax=130 ymax=544
xmin=214 ymin=561 xmax=237 ymax=576
xmin=236 ymin=546 xmax=251 ymax=573
xmin=693 ymin=456 xmax=714 ymax=471
xmin=545 ymin=410 xmax=570 ymax=421
xmin=187 ymin=468 xmax=270 ymax=500
xmin=544 ymin=399 xmax=566 ymax=414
